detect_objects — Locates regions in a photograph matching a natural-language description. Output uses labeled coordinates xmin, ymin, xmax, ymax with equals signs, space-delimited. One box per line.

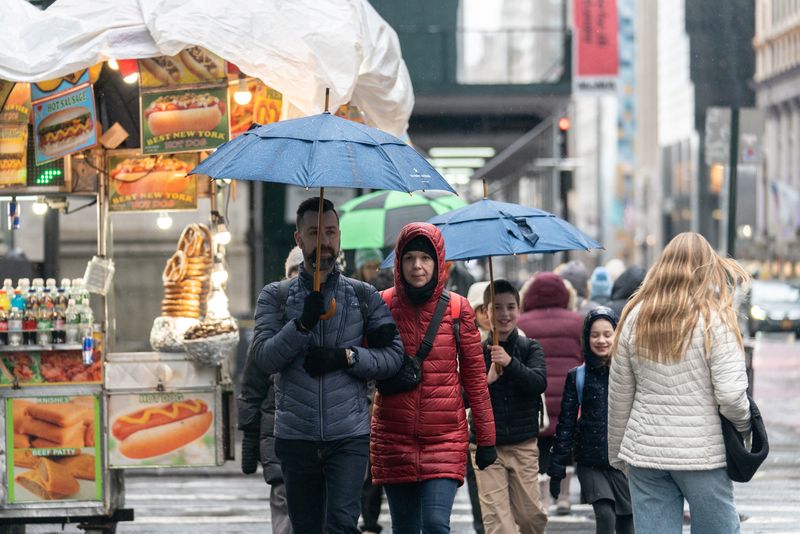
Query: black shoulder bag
xmin=376 ymin=290 xmax=451 ymax=396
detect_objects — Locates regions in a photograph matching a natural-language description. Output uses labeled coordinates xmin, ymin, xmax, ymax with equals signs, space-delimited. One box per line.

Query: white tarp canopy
xmin=0 ymin=0 xmax=414 ymax=137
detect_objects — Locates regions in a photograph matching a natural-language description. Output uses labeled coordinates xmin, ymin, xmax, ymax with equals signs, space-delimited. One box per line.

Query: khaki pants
xmin=470 ymin=439 xmax=548 ymax=534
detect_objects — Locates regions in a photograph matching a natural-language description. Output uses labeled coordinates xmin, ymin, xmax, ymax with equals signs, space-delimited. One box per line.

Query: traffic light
xmin=557 ymin=116 xmax=570 ymax=159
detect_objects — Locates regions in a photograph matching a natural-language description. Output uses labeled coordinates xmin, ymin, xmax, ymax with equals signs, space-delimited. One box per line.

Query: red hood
xmin=522 ymin=272 xmax=569 ymax=310
xmin=393 ymin=222 xmax=447 ymax=305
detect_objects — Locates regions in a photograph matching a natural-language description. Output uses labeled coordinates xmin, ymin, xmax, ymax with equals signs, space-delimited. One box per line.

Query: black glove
xmin=297 ymin=291 xmax=325 ymax=331
xmin=474 ymin=445 xmax=497 ymax=470
xmin=241 ymin=431 xmax=260 ymax=475
xmin=549 ymin=477 xmax=562 ymax=500
xmin=365 ymin=323 xmax=398 ymax=348
xmin=303 ymin=347 xmax=349 ymax=377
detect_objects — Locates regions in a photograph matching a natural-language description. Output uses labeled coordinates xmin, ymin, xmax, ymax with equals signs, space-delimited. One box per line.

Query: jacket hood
xmin=582 ymin=306 xmax=618 ymax=366
xmin=522 ymin=272 xmax=569 ymax=311
xmin=610 ymin=266 xmax=646 ymax=301
xmin=393 ymin=222 xmax=447 ymax=305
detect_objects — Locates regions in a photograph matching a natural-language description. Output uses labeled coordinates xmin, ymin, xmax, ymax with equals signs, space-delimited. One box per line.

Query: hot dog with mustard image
xmin=112 ymin=399 xmax=212 ymax=459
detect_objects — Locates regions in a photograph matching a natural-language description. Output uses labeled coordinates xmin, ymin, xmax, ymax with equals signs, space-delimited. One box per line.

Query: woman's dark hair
xmin=483 ymin=279 xmax=520 ymax=308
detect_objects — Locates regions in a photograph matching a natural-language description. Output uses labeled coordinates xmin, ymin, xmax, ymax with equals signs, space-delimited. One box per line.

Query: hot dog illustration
xmin=112 ymin=399 xmax=212 ymax=459
xmin=143 ymin=92 xmax=224 ymax=136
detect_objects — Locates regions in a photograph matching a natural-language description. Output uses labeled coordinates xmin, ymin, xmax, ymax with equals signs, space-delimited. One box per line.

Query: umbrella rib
xmin=356 ymin=126 xmax=412 ymax=191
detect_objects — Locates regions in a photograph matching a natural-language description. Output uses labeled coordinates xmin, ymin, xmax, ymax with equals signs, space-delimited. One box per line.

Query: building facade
xmin=754 ymin=0 xmax=800 ymax=275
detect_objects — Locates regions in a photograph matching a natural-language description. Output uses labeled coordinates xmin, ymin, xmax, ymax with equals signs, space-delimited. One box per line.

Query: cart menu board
xmin=0 ymin=349 xmax=103 ymax=387
xmin=140 ymin=86 xmax=229 ymax=155
xmin=6 ymin=395 xmax=102 ymax=503
xmin=108 ymin=391 xmax=216 ymax=468
xmin=107 ymin=151 xmax=198 ymax=212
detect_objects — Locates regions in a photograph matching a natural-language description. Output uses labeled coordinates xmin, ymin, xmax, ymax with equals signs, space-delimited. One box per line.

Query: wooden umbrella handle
xmin=488 ymin=257 xmax=502 ymax=374
xmin=314 ymin=189 xmax=336 ymax=321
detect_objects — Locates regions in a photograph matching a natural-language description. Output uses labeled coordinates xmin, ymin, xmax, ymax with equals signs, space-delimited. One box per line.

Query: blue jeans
xmin=628 ymin=466 xmax=740 ymax=534
xmin=275 ymin=435 xmax=369 ymax=534
xmin=384 ymin=478 xmax=459 ymax=534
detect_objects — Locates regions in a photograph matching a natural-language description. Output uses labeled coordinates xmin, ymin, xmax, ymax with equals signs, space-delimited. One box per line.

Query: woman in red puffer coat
xmin=371 ymin=222 xmax=496 ymax=533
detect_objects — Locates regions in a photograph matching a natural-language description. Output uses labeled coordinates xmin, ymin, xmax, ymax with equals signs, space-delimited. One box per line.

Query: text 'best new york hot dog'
xmin=111 ymin=399 xmax=212 ymax=459
xmin=144 ymin=93 xmax=224 ymax=136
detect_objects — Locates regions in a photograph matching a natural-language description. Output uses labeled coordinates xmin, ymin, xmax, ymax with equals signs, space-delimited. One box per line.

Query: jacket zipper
xmin=319 ymin=288 xmax=326 ymax=441
xmin=414 ymin=306 xmax=421 ymax=480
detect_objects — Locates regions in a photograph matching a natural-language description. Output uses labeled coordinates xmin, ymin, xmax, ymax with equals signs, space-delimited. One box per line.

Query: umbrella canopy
xmin=191 ymin=112 xmax=454 ymax=193
xmin=338 ymin=190 xmax=466 ymax=250
xmin=380 ymin=198 xmax=602 ymax=268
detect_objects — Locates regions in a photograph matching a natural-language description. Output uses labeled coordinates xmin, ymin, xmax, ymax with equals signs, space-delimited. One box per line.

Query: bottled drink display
xmin=0 ymin=277 xmax=96 ymax=348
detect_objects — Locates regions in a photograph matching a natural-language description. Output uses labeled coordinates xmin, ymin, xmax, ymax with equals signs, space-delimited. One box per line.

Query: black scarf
xmin=404 ymin=274 xmax=437 ymax=306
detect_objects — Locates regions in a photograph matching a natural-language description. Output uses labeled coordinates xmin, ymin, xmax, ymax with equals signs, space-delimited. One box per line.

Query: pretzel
xmin=162 ymin=250 xmax=187 ymax=284
xmin=177 ymin=224 xmax=205 ymax=257
xmin=197 ymin=224 xmax=213 ymax=260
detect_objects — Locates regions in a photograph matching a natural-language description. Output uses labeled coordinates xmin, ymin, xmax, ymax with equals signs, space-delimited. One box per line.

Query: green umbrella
xmin=339 ymin=190 xmax=466 ymax=250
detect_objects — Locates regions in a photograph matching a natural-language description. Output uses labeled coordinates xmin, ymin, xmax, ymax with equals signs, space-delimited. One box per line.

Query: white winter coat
xmin=608 ymin=305 xmax=751 ymax=472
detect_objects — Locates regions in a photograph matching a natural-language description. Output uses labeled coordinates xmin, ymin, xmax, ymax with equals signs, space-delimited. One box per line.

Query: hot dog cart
xmin=0 ymin=163 xmax=237 ymax=533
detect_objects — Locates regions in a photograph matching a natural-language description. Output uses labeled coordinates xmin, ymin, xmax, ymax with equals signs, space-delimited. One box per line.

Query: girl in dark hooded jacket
xmin=547 ymin=307 xmax=633 ymax=534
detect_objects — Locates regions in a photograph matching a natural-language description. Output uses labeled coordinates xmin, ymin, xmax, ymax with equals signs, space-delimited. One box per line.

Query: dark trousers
xmin=465 ymin=453 xmax=484 ymax=534
xmin=361 ymin=461 xmax=384 ymax=533
xmin=276 ymin=435 xmax=369 ymax=534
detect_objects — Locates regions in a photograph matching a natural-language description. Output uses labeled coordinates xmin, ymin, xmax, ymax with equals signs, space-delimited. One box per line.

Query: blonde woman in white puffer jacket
xmin=607 ymin=232 xmax=751 ymax=534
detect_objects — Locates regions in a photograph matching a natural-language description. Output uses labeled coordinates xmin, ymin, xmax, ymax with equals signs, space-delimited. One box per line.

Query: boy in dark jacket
xmin=470 ymin=280 xmax=548 ymax=534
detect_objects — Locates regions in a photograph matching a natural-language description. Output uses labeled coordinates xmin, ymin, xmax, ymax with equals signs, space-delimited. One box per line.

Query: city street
xmin=18 ymin=333 xmax=800 ymax=533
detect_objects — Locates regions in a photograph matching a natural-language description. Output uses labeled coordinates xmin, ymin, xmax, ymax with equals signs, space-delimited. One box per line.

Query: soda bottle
xmin=2 ymin=279 xmax=13 ymax=299
xmin=8 ymin=307 xmax=22 ymax=347
xmin=59 ymin=278 xmax=71 ymax=304
xmin=53 ymin=286 xmax=68 ymax=344
xmin=80 ymin=299 xmax=94 ymax=365
xmin=11 ymin=288 xmax=25 ymax=313
xmin=0 ymin=307 xmax=7 ymax=346
xmin=37 ymin=287 xmax=53 ymax=345
xmin=23 ymin=287 xmax=38 ymax=345
xmin=65 ymin=299 xmax=80 ymax=344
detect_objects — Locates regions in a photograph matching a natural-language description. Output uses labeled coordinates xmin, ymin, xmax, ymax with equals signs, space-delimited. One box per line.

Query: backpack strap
xmin=416 ymin=290 xmax=451 ymax=361
xmin=276 ymin=278 xmax=292 ymax=324
xmin=575 ymin=363 xmax=586 ymax=405
xmin=449 ymin=290 xmax=461 ymax=348
xmin=347 ymin=278 xmax=370 ymax=330
xmin=380 ymin=287 xmax=395 ymax=309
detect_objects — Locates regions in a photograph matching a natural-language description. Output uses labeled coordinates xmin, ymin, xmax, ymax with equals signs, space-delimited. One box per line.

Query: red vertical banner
xmin=574 ymin=0 xmax=619 ymax=92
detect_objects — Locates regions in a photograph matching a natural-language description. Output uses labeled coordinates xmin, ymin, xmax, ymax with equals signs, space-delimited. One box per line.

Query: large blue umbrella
xmin=191 ymin=112 xmax=454 ymax=193
xmin=191 ymin=102 xmax=454 ymax=319
xmin=381 ymin=193 xmax=602 ymax=360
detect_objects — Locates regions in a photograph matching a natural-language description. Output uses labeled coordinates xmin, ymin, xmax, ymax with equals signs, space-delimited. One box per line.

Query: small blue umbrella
xmin=191 ymin=98 xmax=454 ymax=319
xmin=380 ymin=198 xmax=602 ymax=267
xmin=381 ymin=192 xmax=602 ymax=360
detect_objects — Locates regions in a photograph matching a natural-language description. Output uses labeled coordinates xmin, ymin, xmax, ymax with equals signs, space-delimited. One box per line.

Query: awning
xmin=0 ymin=0 xmax=413 ymax=137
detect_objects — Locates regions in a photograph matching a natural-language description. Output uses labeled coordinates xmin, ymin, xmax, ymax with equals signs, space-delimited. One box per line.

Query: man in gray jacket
xmin=249 ymin=197 xmax=404 ymax=534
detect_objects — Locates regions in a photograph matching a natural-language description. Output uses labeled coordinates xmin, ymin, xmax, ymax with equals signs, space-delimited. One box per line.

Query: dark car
xmin=741 ymin=280 xmax=800 ymax=337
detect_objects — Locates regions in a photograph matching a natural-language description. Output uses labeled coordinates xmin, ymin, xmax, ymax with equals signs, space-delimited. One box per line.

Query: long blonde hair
xmin=612 ymin=232 xmax=750 ymax=363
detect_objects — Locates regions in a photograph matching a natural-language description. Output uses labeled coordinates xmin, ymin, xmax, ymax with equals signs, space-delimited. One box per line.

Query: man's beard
xmin=305 ymin=246 xmax=338 ymax=271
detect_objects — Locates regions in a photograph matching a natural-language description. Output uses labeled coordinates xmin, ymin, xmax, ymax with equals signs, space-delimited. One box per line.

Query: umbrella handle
xmin=320 ymin=298 xmax=337 ymax=321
